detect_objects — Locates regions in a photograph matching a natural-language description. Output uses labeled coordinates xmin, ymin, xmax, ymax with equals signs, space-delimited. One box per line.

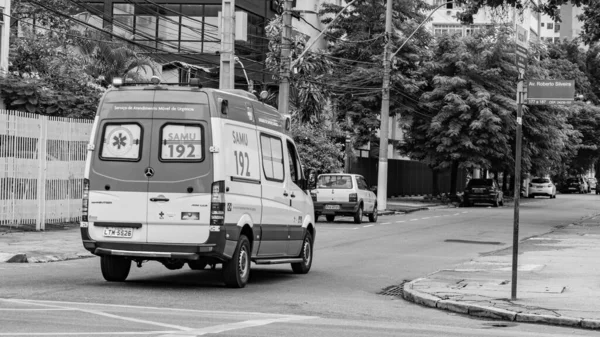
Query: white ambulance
xmin=81 ymin=77 xmax=315 ymax=288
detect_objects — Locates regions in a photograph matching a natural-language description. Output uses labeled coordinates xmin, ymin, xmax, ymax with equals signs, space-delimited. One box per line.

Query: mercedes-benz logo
xmin=144 ymin=167 xmax=155 ymax=178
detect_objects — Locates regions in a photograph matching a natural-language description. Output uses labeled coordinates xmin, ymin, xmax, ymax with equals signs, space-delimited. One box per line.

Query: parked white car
xmin=528 ymin=177 xmax=556 ymax=198
xmin=311 ymin=173 xmax=377 ymax=224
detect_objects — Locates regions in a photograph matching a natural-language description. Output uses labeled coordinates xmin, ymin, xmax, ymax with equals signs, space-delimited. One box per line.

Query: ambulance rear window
xmin=160 ymin=123 xmax=204 ymax=161
xmin=100 ymin=123 xmax=142 ymax=161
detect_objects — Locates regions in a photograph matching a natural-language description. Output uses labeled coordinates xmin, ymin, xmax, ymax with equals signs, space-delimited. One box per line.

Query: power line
xmin=299 ymin=16 xmax=384 ymax=44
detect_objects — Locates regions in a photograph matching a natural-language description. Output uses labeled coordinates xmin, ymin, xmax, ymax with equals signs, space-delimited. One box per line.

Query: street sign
xmin=525 ymin=79 xmax=575 ymax=105
xmin=515 ymin=24 xmax=528 ymax=75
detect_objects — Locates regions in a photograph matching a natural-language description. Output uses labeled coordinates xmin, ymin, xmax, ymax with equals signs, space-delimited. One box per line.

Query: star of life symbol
xmin=106 ymin=126 xmax=134 ymax=157
xmin=159 ymin=211 xmax=164 ymax=219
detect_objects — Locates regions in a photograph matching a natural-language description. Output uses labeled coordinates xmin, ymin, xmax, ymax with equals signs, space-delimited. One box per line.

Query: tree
xmin=291 ymin=122 xmax=344 ymax=174
xmin=319 ymin=0 xmax=433 ymax=148
xmin=401 ymin=27 xmax=516 ymax=195
xmin=265 ymin=15 xmax=334 ymax=123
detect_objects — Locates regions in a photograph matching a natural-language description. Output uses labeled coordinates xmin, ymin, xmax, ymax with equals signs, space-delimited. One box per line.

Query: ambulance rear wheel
xmin=325 ymin=215 xmax=335 ymax=222
xmin=292 ymin=232 xmax=313 ymax=274
xmin=222 ymin=235 xmax=251 ymax=288
xmin=101 ymin=256 xmax=131 ymax=282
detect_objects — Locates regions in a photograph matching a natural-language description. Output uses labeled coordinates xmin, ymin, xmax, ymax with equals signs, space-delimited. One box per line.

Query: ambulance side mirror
xmin=220 ymin=99 xmax=229 ymax=115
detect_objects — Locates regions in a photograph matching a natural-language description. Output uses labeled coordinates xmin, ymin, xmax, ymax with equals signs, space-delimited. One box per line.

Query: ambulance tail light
xmin=210 ymin=181 xmax=226 ymax=228
xmin=82 ymin=178 xmax=90 ymax=222
xmin=310 ymin=192 xmax=317 ymax=201
xmin=349 ymin=193 xmax=358 ymax=202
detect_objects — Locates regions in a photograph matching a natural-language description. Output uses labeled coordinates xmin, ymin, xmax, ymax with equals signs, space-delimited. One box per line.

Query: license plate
xmin=474 ymin=188 xmax=484 ymax=193
xmin=103 ymin=227 xmax=133 ymax=238
xmin=325 ymin=205 xmax=340 ymax=210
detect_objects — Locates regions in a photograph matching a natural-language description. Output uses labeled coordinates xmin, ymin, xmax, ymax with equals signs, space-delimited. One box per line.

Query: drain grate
xmin=377 ymin=280 xmax=410 ymax=297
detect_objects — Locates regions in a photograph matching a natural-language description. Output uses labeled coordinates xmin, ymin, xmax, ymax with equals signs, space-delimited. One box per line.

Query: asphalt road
xmin=1 ymin=193 xmax=600 ymax=336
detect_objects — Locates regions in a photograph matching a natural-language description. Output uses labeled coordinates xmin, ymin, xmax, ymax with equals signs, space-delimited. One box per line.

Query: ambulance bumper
xmin=81 ymin=225 xmax=240 ymax=261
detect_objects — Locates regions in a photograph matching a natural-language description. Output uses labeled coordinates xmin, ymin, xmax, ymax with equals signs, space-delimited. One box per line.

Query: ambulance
xmin=81 ymin=77 xmax=315 ymax=288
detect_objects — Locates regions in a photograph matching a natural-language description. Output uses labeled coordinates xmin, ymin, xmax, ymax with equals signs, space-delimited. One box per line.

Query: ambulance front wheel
xmin=101 ymin=256 xmax=131 ymax=282
xmin=222 ymin=235 xmax=251 ymax=288
xmin=291 ymin=232 xmax=313 ymax=274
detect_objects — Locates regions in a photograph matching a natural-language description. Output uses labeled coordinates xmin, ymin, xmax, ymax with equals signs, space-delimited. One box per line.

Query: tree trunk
xmin=502 ymin=170 xmax=509 ymax=192
xmin=450 ymin=161 xmax=459 ymax=196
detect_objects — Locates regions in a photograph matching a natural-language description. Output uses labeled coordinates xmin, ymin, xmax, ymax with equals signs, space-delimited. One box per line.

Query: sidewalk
xmin=379 ymin=196 xmax=452 ymax=215
xmin=401 ymin=215 xmax=600 ymax=330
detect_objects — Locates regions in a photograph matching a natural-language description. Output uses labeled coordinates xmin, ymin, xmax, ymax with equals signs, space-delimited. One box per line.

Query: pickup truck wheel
xmin=222 ymin=235 xmax=251 ymax=288
xmin=101 ymin=256 xmax=131 ymax=282
xmin=325 ymin=215 xmax=335 ymax=222
xmin=291 ymin=232 xmax=313 ymax=274
xmin=354 ymin=205 xmax=363 ymax=224
xmin=368 ymin=203 xmax=378 ymax=222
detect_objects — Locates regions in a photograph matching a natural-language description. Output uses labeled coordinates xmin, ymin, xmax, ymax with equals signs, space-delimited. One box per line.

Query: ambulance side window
xmin=99 ymin=123 xmax=142 ymax=161
xmin=260 ymin=134 xmax=284 ymax=182
xmin=286 ymin=140 xmax=301 ymax=186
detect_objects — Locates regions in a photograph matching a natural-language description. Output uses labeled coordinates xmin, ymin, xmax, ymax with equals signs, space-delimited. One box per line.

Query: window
xmin=100 ymin=123 xmax=142 ymax=161
xmin=555 ymin=23 xmax=560 ymax=33
xmin=159 ymin=124 xmax=203 ymax=161
xmin=433 ymin=24 xmax=463 ymax=37
xmin=541 ymin=22 xmax=544 ymax=27
xmin=317 ymin=175 xmax=353 ymax=189
xmin=260 ymin=135 xmax=284 ymax=181
xmin=112 ymin=3 xmax=224 ymax=53
xmin=547 ymin=23 xmax=553 ymax=30
xmin=286 ymin=140 xmax=301 ymax=185
xmin=357 ymin=177 xmax=369 ymax=190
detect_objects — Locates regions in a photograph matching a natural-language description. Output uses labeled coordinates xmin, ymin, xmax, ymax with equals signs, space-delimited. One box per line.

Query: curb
xmin=1 ymin=252 xmax=95 ymax=264
xmin=402 ymin=279 xmax=597 ymax=330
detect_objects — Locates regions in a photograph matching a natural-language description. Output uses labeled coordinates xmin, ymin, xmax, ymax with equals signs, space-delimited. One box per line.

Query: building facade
xmin=74 ymin=1 xmax=278 ymax=88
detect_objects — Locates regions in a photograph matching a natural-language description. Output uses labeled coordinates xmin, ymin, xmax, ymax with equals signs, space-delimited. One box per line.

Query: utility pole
xmin=219 ymin=0 xmax=235 ymax=89
xmin=376 ymin=0 xmax=393 ymax=211
xmin=278 ymin=0 xmax=293 ymax=115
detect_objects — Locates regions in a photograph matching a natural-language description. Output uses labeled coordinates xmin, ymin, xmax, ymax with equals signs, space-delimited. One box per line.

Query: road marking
xmin=363 ymin=225 xmax=374 ymax=228
xmin=409 ymin=219 xmax=418 ymax=221
xmin=159 ymin=316 xmax=314 ymax=337
xmin=396 ymin=220 xmax=405 ymax=223
xmin=381 ymin=222 xmax=391 ymax=225
xmin=0 ymin=299 xmax=317 ymax=337
xmin=453 ymin=213 xmax=460 ymax=216
xmin=434 ymin=216 xmax=441 ymax=218
xmin=421 ymin=217 xmax=430 ymax=220
xmin=461 ymin=211 xmax=468 ymax=214
xmin=3 ymin=299 xmax=193 ymax=331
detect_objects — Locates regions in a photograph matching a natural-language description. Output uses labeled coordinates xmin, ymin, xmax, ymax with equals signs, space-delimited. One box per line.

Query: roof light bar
xmin=112 ymin=77 xmax=123 ymax=88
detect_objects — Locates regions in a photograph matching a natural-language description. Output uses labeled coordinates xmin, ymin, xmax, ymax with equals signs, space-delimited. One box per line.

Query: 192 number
xmin=234 ymin=151 xmax=251 ymax=177
xmin=168 ymin=144 xmax=195 ymax=158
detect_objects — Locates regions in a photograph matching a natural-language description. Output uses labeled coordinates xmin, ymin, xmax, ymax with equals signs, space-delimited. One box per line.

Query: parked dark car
xmin=463 ymin=178 xmax=504 ymax=207
xmin=560 ymin=177 xmax=587 ymax=194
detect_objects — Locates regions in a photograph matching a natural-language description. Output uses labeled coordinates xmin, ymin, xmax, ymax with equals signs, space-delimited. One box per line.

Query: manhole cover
xmin=377 ymin=280 xmax=409 ymax=297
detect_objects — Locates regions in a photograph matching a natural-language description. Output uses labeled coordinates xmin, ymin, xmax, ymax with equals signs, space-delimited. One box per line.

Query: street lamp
xmin=234 ymin=56 xmax=253 ymax=93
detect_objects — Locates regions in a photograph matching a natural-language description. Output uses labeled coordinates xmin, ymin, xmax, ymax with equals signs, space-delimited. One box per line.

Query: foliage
xmin=291 ymin=122 xmax=344 ymax=174
xmin=12 ymin=0 xmax=77 ymax=40
xmin=401 ymin=28 xmax=516 ymax=183
xmin=265 ymin=16 xmax=334 ymax=123
xmin=319 ymin=0 xmax=433 ymax=149
xmin=72 ymin=30 xmax=159 ymax=87
xmin=0 ymin=34 xmax=104 ymax=118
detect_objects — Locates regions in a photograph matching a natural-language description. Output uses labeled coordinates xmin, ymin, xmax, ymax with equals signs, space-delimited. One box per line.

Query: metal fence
xmin=349 ymin=157 xmax=468 ymax=197
xmin=0 ymin=110 xmax=92 ymax=230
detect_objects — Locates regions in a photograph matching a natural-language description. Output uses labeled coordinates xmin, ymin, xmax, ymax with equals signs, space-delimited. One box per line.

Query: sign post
xmin=511 ymin=20 xmax=528 ymax=301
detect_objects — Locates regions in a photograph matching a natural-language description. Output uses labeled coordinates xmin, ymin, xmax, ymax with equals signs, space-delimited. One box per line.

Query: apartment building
xmin=538 ymin=2 xmax=584 ymax=43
